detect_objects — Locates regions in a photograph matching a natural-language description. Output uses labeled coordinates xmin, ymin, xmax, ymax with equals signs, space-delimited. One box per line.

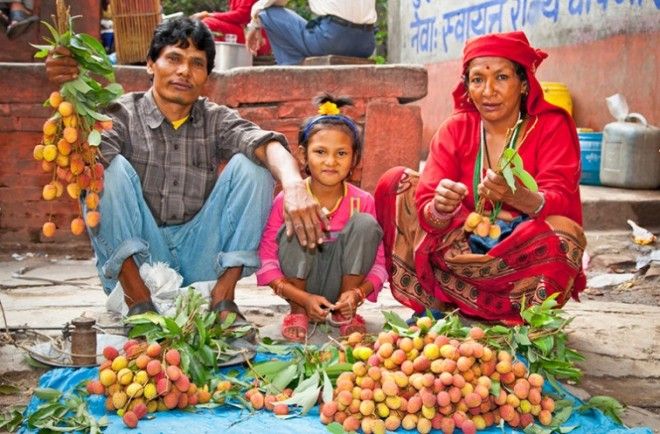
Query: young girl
xmin=256 ymin=94 xmax=387 ymax=342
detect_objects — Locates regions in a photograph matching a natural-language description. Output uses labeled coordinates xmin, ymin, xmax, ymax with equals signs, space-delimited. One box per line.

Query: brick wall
xmin=0 ymin=63 xmax=427 ymax=253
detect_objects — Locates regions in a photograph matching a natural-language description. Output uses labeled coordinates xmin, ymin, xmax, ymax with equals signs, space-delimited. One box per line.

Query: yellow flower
xmin=318 ymin=101 xmax=340 ymax=115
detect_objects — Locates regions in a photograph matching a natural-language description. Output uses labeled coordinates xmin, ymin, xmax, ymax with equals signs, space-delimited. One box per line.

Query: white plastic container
xmin=213 ymin=42 xmax=252 ymax=72
xmin=600 ymin=113 xmax=660 ymax=189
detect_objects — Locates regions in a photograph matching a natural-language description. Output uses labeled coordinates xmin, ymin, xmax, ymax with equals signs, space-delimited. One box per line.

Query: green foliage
xmin=383 ymin=293 xmax=584 ymax=386
xmin=249 ymin=341 xmax=352 ymax=415
xmin=0 ymin=406 xmax=24 ymax=433
xmin=125 ymin=288 xmax=254 ymax=386
xmin=523 ymin=399 xmax=577 ymax=434
xmin=32 ymin=15 xmax=123 ymax=137
xmin=23 ymin=387 xmax=108 ymax=433
xmin=578 ymin=396 xmax=625 ymax=426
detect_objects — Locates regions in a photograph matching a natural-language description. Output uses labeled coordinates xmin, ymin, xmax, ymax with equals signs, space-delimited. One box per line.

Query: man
xmin=245 ymin=0 xmax=377 ymax=65
xmin=45 ymin=17 xmax=325 ymax=327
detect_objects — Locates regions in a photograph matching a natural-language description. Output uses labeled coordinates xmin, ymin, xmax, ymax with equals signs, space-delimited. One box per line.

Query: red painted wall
xmin=0 ymin=64 xmax=427 ymax=253
xmin=416 ymin=32 xmax=659 ymax=151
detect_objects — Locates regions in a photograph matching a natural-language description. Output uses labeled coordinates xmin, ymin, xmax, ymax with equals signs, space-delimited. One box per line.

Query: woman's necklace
xmin=305 ymin=178 xmax=346 ymax=218
xmin=472 ymin=115 xmax=524 ymax=220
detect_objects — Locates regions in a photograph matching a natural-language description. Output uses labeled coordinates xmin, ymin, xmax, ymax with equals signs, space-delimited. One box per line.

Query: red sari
xmin=375 ymin=32 xmax=587 ymax=324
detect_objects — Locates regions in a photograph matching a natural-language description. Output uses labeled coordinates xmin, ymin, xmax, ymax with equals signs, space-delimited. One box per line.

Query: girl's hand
xmin=433 ymin=179 xmax=468 ymax=213
xmin=303 ymin=294 xmax=334 ymax=322
xmin=334 ymin=290 xmax=361 ymax=318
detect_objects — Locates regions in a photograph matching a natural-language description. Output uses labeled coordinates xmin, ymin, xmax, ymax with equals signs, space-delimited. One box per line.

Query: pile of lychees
xmin=85 ymin=340 xmax=211 ymax=429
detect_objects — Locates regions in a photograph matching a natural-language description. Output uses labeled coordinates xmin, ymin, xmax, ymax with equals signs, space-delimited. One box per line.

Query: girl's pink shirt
xmin=256 ymin=182 xmax=387 ymax=302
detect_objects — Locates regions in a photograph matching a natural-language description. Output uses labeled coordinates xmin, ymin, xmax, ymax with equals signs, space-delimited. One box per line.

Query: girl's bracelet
xmin=271 ymin=278 xmax=287 ymax=298
xmin=352 ymin=288 xmax=366 ymax=306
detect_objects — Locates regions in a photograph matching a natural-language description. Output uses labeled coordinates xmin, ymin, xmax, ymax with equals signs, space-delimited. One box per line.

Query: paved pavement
xmin=0 ymin=249 xmax=658 ymax=431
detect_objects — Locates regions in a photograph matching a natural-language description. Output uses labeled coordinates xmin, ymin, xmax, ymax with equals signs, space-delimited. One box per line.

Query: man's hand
xmin=303 ymin=294 xmax=333 ymax=322
xmin=45 ymin=46 xmax=79 ymax=85
xmin=245 ymin=26 xmax=263 ymax=55
xmin=282 ymin=180 xmax=327 ymax=250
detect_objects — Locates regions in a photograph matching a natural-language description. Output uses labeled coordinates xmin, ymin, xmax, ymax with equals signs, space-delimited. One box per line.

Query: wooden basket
xmin=112 ymin=0 xmax=161 ymax=64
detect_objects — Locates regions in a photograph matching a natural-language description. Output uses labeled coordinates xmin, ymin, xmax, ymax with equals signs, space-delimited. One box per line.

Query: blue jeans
xmin=259 ymin=7 xmax=376 ymax=65
xmin=86 ymin=154 xmax=274 ymax=295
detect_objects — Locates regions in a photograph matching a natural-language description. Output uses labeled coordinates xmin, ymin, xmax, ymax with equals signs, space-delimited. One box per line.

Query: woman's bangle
xmin=531 ymin=193 xmax=545 ymax=217
xmin=424 ymin=201 xmax=460 ymax=227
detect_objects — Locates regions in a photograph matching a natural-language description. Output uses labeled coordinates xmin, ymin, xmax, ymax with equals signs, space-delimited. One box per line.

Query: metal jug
xmin=600 ymin=113 xmax=660 ymax=189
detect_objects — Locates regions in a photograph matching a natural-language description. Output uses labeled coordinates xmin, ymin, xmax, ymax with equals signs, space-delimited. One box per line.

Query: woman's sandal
xmin=281 ymin=313 xmax=309 ymax=342
xmin=329 ymin=312 xmax=367 ymax=336
xmin=211 ymin=299 xmax=257 ymax=343
xmin=6 ymin=9 xmax=39 ymax=39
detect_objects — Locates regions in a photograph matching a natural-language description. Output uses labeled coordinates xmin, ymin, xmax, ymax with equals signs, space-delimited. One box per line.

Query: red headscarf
xmin=452 ymin=31 xmax=557 ymax=116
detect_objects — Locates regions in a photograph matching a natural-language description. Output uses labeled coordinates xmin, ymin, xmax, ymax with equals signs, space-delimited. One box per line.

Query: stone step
xmin=581 ymin=185 xmax=660 ymax=231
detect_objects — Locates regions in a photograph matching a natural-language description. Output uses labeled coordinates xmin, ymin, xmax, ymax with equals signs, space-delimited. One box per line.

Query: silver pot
xmin=213 ymin=42 xmax=253 ymax=71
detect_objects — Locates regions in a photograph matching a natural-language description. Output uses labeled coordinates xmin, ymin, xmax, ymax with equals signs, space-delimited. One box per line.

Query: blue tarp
xmin=20 ymin=354 xmax=653 ymax=434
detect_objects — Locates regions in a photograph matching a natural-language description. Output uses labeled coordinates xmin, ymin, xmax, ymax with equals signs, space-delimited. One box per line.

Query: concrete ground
xmin=0 ymin=185 xmax=658 ymax=431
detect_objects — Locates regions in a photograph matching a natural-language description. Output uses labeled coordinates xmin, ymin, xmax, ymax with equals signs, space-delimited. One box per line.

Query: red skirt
xmin=374 ymin=167 xmax=587 ymax=324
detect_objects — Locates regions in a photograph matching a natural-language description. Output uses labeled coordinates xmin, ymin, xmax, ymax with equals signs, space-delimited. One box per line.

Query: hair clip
xmin=318 ymin=101 xmax=340 ymax=115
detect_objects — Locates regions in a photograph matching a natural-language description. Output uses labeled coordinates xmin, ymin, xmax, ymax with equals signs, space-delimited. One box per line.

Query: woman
xmin=375 ymin=31 xmax=586 ymax=324
xmin=192 ymin=0 xmax=271 ymax=56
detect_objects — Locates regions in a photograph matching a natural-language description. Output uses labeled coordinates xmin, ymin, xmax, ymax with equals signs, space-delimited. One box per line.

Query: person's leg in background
xmin=258 ymin=6 xmax=310 ymax=65
xmin=3 ymin=0 xmax=39 ymax=39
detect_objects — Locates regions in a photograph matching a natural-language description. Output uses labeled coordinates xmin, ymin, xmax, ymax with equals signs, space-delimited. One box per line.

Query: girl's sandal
xmin=281 ymin=313 xmax=309 ymax=342
xmin=329 ymin=312 xmax=366 ymax=336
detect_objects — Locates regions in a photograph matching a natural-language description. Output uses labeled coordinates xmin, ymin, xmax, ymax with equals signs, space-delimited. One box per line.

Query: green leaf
xmin=501 ymin=148 xmax=523 ymax=169
xmin=87 ymin=129 xmax=101 ymax=146
xmin=270 ymin=364 xmax=298 ymax=393
xmin=532 ymin=335 xmax=554 ymax=355
xmin=517 ymin=170 xmax=539 ymax=192
xmin=277 ymin=384 xmax=320 ymax=415
xmin=294 ymin=370 xmax=320 ymax=394
xmin=552 ymin=399 xmax=574 ymax=426
xmin=252 ymin=360 xmax=291 ymax=378
xmin=33 ymin=388 xmax=62 ymax=401
xmin=0 ymin=385 xmax=20 ymax=395
xmin=578 ymin=395 xmax=625 ymax=425
xmin=321 ymin=370 xmax=333 ymax=404
xmin=326 ymin=422 xmax=346 ymax=434
xmin=502 ymin=165 xmax=516 ymax=193
xmin=523 ymin=424 xmax=553 ymax=434
xmin=559 ymin=426 xmax=579 ymax=433
xmin=382 ymin=310 xmax=409 ymax=330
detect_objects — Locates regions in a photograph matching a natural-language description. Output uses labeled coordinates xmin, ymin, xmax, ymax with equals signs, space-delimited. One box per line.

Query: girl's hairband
xmin=300 ymin=101 xmax=360 ymax=145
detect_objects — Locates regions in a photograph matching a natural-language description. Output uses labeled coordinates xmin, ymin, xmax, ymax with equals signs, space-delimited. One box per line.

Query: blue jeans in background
xmin=86 ymin=154 xmax=274 ymax=295
xmin=258 ymin=7 xmax=376 ymax=65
